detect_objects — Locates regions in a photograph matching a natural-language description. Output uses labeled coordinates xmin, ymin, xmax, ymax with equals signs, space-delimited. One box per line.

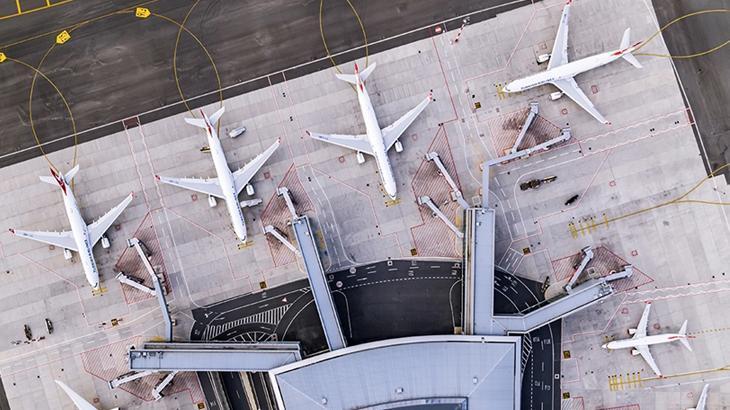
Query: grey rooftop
xmin=269 ymin=335 xmax=522 ymax=410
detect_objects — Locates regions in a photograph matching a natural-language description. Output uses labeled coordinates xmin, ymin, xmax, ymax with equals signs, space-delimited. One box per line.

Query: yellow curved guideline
xmin=319 ymin=0 xmax=369 ymax=91
xmin=163 ymin=3 xmax=224 ymax=119
xmin=636 ymin=9 xmax=730 ymax=59
xmin=25 ymin=4 xmax=224 ymax=174
xmin=602 ymin=163 xmax=730 ymax=226
xmin=9 ymin=57 xmax=77 ymax=173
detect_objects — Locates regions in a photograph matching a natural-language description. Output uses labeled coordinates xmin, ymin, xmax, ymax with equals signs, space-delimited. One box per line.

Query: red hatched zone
xmin=484 ymin=107 xmax=563 ymax=155
xmin=81 ymin=336 xmax=205 ymax=404
xmin=409 ymin=126 xmax=462 ymax=258
xmin=260 ymin=165 xmax=314 ymax=266
xmin=114 ymin=212 xmax=171 ymax=304
xmin=552 ymin=246 xmax=653 ymax=292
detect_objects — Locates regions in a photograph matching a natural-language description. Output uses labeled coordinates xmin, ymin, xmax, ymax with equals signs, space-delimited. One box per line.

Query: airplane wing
xmin=636 ymin=345 xmax=662 ymax=377
xmin=547 ymin=0 xmax=571 ymax=69
xmin=87 ymin=193 xmax=134 ymax=246
xmin=233 ymin=139 xmax=280 ymax=195
xmin=633 ymin=303 xmax=651 ymax=339
xmin=10 ymin=229 xmax=77 ymax=252
xmin=381 ymin=94 xmax=431 ymax=151
xmin=695 ymin=384 xmax=709 ymax=410
xmin=55 ymin=380 xmax=97 ymax=410
xmin=551 ymin=78 xmax=609 ymax=124
xmin=307 ymin=131 xmax=373 ymax=155
xmin=156 ymin=175 xmax=224 ymax=199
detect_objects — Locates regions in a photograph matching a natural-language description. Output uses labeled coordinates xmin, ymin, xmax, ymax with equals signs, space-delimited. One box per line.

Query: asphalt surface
xmin=0 ymin=0 xmax=535 ymax=168
xmin=191 ymin=261 xmax=561 ymax=409
xmin=652 ymin=0 xmax=730 ymax=180
xmin=494 ymin=270 xmax=561 ymax=410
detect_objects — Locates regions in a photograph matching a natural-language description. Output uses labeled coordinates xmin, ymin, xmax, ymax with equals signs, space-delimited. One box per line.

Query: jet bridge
xmin=492 ymin=278 xmax=614 ymax=334
xmin=424 ymin=152 xmax=470 ymax=209
xmin=481 ymin=128 xmax=571 ymax=197
xmin=128 ymin=238 xmax=172 ymax=341
xmin=128 ymin=342 xmax=302 ymax=372
xmin=417 ymin=196 xmax=464 ymax=238
xmin=510 ymin=102 xmax=539 ymax=154
xmin=464 ymin=127 xmax=616 ymax=336
xmin=565 ymin=246 xmax=594 ymax=292
xmin=291 ymin=216 xmax=347 ymax=350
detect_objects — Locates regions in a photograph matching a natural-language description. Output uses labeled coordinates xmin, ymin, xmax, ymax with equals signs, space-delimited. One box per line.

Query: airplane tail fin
xmin=619 ymin=28 xmax=642 ymax=68
xmin=335 ymin=62 xmax=377 ymax=85
xmin=40 ymin=165 xmax=79 ymax=186
xmin=679 ymin=320 xmax=693 ymax=351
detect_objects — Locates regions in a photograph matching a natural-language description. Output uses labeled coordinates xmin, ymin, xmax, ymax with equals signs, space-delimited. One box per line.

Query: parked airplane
xmin=601 ymin=303 xmax=693 ymax=377
xmin=56 ymin=380 xmax=121 ymax=410
xmin=155 ymin=107 xmax=279 ymax=243
xmin=55 ymin=380 xmax=98 ymax=410
xmin=307 ymin=62 xmax=431 ymax=200
xmin=503 ymin=0 xmax=642 ymax=124
xmin=688 ymin=384 xmax=709 ymax=410
xmin=9 ymin=166 xmax=133 ymax=290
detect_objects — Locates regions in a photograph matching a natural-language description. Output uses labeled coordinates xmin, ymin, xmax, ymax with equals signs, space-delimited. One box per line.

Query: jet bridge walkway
xmin=128 ymin=342 xmax=302 ymax=372
xmin=291 ymin=216 xmax=347 ymax=351
xmin=464 ymin=122 xmax=615 ymax=336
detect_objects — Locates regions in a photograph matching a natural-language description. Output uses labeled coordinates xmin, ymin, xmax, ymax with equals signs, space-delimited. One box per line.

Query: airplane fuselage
xmin=505 ymin=46 xmax=638 ymax=93
xmin=204 ymin=121 xmax=248 ymax=242
xmin=602 ymin=333 xmax=687 ymax=350
xmin=61 ymin=188 xmax=100 ymax=289
xmin=357 ymin=83 xmax=398 ymax=199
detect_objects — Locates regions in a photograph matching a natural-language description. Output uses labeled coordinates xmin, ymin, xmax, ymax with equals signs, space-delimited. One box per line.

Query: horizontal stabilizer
xmin=39 ymin=176 xmax=57 ymax=186
xmin=65 ymin=164 xmax=80 ymax=183
xmin=184 ymin=117 xmax=208 ymax=129
xmin=335 ymin=62 xmax=377 ymax=84
xmin=622 ymin=52 xmax=642 ymax=69
xmin=679 ymin=320 xmax=693 ymax=351
xmin=619 ymin=28 xmax=642 ymax=68
xmin=358 ymin=62 xmax=376 ymax=81
xmin=335 ymin=73 xmax=358 ymax=85
xmin=620 ymin=27 xmax=631 ymax=50
xmin=208 ymin=106 xmax=225 ymax=125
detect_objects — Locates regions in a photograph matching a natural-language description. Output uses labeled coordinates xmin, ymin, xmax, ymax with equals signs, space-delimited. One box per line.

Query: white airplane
xmin=688 ymin=384 xmax=710 ymax=410
xmin=503 ymin=0 xmax=642 ymax=124
xmin=602 ymin=303 xmax=693 ymax=377
xmin=307 ymin=62 xmax=431 ymax=200
xmin=10 ymin=166 xmax=133 ymax=290
xmin=55 ymin=380 xmax=97 ymax=410
xmin=155 ymin=106 xmax=280 ymax=243
xmin=55 ymin=380 xmax=121 ymax=410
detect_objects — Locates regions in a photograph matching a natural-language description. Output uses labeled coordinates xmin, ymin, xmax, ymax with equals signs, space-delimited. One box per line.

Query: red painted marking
xmin=359 ymin=83 xmax=364 ymax=92
xmin=354 ymin=62 xmax=359 ymax=74
xmin=612 ymin=50 xmax=622 ymax=56
xmin=50 ymin=167 xmax=67 ymax=195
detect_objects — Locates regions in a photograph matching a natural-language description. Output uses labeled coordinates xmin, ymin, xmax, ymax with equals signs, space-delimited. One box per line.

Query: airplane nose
xmin=601 ymin=343 xmax=608 ymax=349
